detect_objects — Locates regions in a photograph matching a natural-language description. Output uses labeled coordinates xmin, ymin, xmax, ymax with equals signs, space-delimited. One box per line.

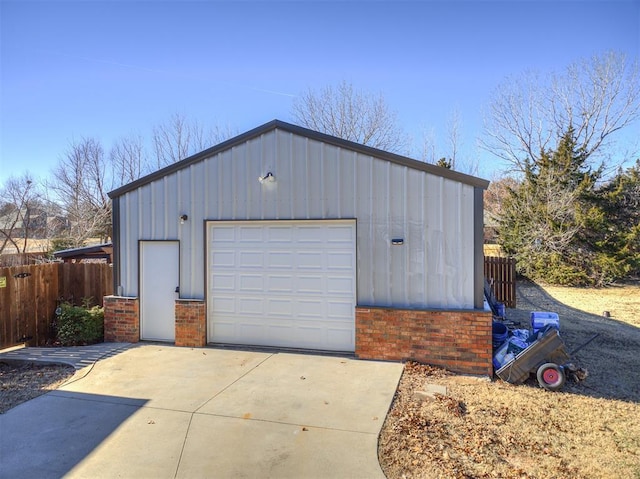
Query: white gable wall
xmin=115 ymin=128 xmax=477 ymax=309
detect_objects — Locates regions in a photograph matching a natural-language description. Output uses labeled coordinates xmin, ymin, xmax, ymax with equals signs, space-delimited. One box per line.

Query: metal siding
xmin=121 ymin=191 xmax=139 ymax=297
xmin=425 ymin=175 xmax=444 ymax=307
xmin=406 ymin=171 xmax=426 ymax=304
xmin=117 ymin=128 xmax=479 ymax=309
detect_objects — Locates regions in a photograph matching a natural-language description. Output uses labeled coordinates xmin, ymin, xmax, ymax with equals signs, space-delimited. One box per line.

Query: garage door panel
xmin=211 ymin=251 xmax=235 ymax=267
xmin=239 ymin=274 xmax=263 ymax=291
xmin=266 ymin=275 xmax=294 ymax=292
xmin=327 ymin=251 xmax=354 ymax=269
xmin=296 ymin=299 xmax=324 ymax=318
xmin=212 ymin=274 xmax=235 ymax=290
xmin=296 ymin=251 xmax=323 ymax=269
xmin=208 ymin=220 xmax=355 ymax=351
xmin=211 ymin=227 xmax=236 ymax=242
xmin=267 ymin=226 xmax=293 ymax=242
xmin=296 ymin=226 xmax=324 ymax=243
xmin=211 ymin=321 xmax=236 ymax=339
xmin=327 ymin=301 xmax=354 ymax=318
xmin=267 ymin=298 xmax=294 ymax=316
xmin=238 ymin=297 xmax=263 ymax=315
xmin=267 ymin=251 xmax=294 ymax=268
xmin=327 ymin=276 xmax=354 ymax=294
xmin=211 ymin=296 xmax=236 ymax=313
xmin=326 ymin=328 xmax=353 ymax=346
xmin=297 ymin=276 xmax=325 ymax=294
xmin=238 ymin=226 xmax=264 ymax=242
xmin=239 ymin=251 xmax=263 ymax=268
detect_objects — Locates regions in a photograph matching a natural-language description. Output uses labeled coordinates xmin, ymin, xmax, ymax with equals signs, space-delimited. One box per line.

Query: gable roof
xmin=108 ymin=119 xmax=489 ymax=199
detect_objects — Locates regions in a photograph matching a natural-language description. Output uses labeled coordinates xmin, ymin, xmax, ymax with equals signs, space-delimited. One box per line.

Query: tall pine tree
xmin=498 ymin=127 xmax=606 ymax=285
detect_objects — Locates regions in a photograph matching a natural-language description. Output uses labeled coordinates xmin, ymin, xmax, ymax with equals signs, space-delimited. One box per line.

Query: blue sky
xmin=1 ymin=0 xmax=638 ymax=184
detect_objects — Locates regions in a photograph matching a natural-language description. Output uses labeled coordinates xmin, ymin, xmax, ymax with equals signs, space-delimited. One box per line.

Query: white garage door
xmin=207 ymin=220 xmax=356 ymax=351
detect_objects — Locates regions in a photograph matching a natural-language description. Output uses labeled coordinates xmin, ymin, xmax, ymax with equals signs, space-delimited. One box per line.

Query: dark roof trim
xmin=53 ymin=242 xmax=113 ymax=258
xmin=108 ymin=119 xmax=489 ymax=199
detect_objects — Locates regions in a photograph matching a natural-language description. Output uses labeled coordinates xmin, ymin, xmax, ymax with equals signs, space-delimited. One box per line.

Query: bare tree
xmin=292 ymin=80 xmax=408 ymax=152
xmin=417 ymin=126 xmax=437 ymax=163
xmin=152 ymin=113 xmax=237 ymax=168
xmin=51 ymin=138 xmax=112 ymax=246
xmin=110 ymin=134 xmax=149 ymax=187
xmin=446 ymin=108 xmax=462 ymax=169
xmin=484 ymin=175 xmax=519 ymax=218
xmin=482 ymin=51 xmax=640 ymax=172
xmin=0 ymin=173 xmax=38 ymax=255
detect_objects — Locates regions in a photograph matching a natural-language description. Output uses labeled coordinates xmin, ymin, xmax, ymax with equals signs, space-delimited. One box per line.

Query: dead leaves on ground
xmin=378 ymin=362 xmax=640 ymax=479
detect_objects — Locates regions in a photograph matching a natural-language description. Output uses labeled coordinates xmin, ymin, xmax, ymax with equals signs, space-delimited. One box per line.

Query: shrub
xmin=56 ymin=303 xmax=104 ymax=346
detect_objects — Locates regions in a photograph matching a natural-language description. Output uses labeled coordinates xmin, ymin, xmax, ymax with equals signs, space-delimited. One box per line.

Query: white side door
xmin=140 ymin=241 xmax=179 ymax=341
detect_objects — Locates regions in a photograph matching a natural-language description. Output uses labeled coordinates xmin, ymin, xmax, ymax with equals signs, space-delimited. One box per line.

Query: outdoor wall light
xmin=258 ymin=172 xmax=275 ymax=183
xmin=391 ymin=238 xmax=404 ymax=245
xmin=180 ymin=214 xmax=188 ymax=224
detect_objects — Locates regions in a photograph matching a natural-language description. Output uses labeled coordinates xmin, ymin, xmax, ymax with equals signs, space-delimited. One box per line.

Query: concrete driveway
xmin=0 ymin=344 xmax=403 ymax=478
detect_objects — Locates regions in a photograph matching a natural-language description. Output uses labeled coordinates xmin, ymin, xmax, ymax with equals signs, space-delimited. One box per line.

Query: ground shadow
xmin=504 ymin=280 xmax=640 ymax=403
xmin=0 ymin=391 xmax=148 ymax=479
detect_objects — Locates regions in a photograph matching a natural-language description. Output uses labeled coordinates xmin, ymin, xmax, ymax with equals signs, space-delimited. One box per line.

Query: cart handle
xmin=569 ymin=333 xmax=600 ymax=356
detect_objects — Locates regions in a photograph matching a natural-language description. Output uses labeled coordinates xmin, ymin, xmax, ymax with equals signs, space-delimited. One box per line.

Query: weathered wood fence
xmin=484 ymin=256 xmax=517 ymax=308
xmin=0 ymin=263 xmax=113 ymax=349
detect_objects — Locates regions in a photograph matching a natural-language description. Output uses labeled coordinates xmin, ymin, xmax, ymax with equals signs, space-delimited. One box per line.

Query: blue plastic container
xmin=530 ymin=311 xmax=560 ymax=335
xmin=492 ymin=321 xmax=509 ymax=349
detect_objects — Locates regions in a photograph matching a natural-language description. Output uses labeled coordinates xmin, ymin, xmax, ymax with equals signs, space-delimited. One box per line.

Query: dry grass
xmin=541 ymin=282 xmax=640 ymax=328
xmin=379 ymin=281 xmax=640 ymax=479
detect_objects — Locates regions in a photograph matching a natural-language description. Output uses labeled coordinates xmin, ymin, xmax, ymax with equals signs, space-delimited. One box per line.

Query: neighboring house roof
xmin=109 ymin=119 xmax=489 ymax=199
xmin=0 ymin=209 xmax=67 ymax=234
xmin=53 ymin=242 xmax=113 ymax=262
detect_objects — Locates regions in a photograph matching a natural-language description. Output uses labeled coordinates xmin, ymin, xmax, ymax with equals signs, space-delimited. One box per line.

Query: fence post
xmin=484 ymin=256 xmax=517 ymax=308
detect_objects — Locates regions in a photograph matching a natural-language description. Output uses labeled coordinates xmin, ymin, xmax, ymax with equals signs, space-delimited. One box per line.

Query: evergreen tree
xmin=594 ymin=160 xmax=640 ymax=278
xmin=498 ymin=127 xmax=606 ymax=285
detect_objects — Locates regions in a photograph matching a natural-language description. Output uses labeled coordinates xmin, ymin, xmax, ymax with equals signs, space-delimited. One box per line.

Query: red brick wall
xmin=104 ymin=296 xmax=139 ymax=343
xmin=355 ymin=307 xmax=492 ymax=376
xmin=175 ymin=299 xmax=206 ymax=347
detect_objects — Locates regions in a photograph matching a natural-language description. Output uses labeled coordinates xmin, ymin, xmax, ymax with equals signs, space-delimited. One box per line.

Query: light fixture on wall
xmin=180 ymin=214 xmax=188 ymax=224
xmin=258 ymin=172 xmax=275 ymax=183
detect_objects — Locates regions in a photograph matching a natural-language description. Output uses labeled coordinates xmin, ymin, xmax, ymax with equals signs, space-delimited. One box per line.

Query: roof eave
xmin=108 ymin=119 xmax=489 ymax=199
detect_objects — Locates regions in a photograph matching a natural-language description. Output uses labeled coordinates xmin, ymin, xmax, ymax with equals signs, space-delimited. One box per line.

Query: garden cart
xmin=495 ymin=328 xmax=598 ymax=391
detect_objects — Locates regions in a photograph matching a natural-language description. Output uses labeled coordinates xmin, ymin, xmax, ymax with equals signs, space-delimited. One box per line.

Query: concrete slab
xmin=0 ymin=344 xmax=403 ymax=478
xmin=65 ymin=408 xmax=191 ymax=479
xmin=0 ymin=392 xmax=148 ymax=479
xmin=59 ymin=345 xmax=273 ymax=411
xmin=177 ymin=414 xmax=385 ymax=479
xmin=198 ymin=352 xmax=401 ymax=433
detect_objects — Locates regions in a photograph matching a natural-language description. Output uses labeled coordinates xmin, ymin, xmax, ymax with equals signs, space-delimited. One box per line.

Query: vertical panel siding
xmin=117 ymin=128 xmax=478 ymax=308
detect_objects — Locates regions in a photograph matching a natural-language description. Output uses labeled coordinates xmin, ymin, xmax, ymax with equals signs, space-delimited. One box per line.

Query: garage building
xmin=105 ymin=120 xmax=492 ymax=375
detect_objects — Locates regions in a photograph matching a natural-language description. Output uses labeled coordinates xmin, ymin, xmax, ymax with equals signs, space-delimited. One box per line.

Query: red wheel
xmin=536 ymin=363 xmax=565 ymax=391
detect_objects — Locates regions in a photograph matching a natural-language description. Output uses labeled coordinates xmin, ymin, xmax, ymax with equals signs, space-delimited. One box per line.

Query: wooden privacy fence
xmin=484 ymin=256 xmax=517 ymax=308
xmin=0 ymin=263 xmax=113 ymax=349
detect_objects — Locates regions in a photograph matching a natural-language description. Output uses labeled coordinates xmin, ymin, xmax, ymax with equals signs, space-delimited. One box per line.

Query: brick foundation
xmin=175 ymin=299 xmax=206 ymax=347
xmin=104 ymin=296 xmax=140 ymax=343
xmin=355 ymin=306 xmax=492 ymax=376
